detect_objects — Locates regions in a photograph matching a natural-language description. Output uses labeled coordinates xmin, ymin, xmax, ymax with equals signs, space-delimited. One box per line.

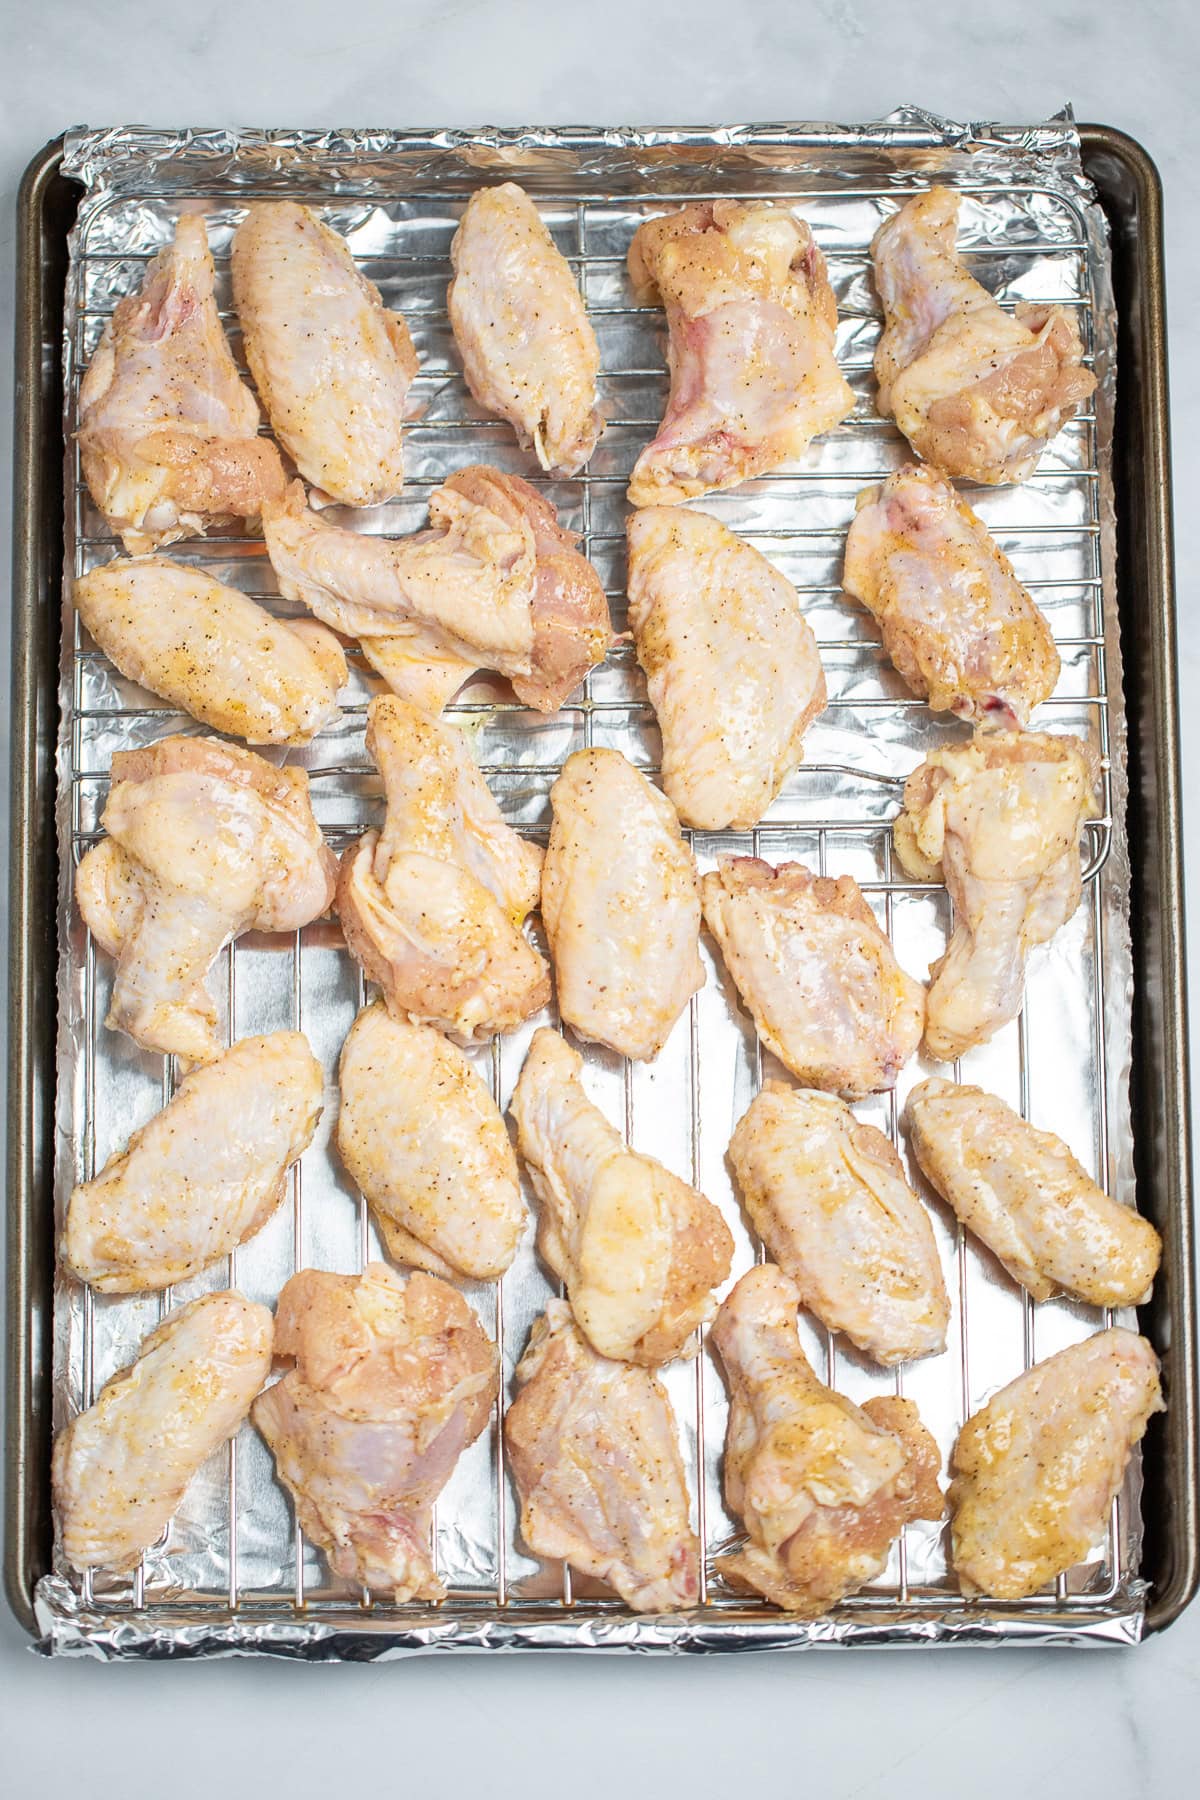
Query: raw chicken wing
xmin=504 ymin=1300 xmax=700 ymax=1611
xmin=950 ymin=1328 xmax=1162 ymax=1599
xmin=510 ymin=1029 xmax=733 ymax=1363
xmin=253 ymin=1265 xmax=499 ymax=1601
xmin=336 ymin=696 xmax=549 ymax=1043
xmin=265 ymin=466 xmax=611 ymax=714
xmin=906 ymin=1076 xmax=1161 ymax=1306
xmin=74 ymin=557 xmax=347 ymax=746
xmin=542 ymin=748 xmax=704 ymax=1060
xmin=76 ymin=738 xmax=336 ymax=1063
xmin=232 ymin=202 xmax=418 ymax=506
xmin=701 ymin=859 xmax=924 ymax=1098
xmin=627 ymin=507 xmax=826 ymax=829
xmin=873 ymin=187 xmax=1095 ymax=484
xmin=337 ymin=1000 xmax=525 ymax=1280
xmin=78 ymin=214 xmax=285 ymax=554
xmin=729 ymin=1083 xmax=948 ymax=1364
xmin=711 ymin=1266 xmax=943 ymax=1614
xmin=842 ymin=464 xmax=1060 ymax=728
xmin=893 ymin=731 xmax=1097 ymax=1061
xmin=53 ymin=1291 xmax=272 ymax=1571
xmin=448 ymin=183 xmax=602 ymax=474
xmin=62 ymin=1031 xmax=323 ymax=1292
xmin=627 ymin=201 xmax=853 ymax=505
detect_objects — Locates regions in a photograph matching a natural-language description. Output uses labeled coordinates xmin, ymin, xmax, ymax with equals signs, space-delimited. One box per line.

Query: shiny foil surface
xmin=35 ymin=109 xmax=1146 ymax=1656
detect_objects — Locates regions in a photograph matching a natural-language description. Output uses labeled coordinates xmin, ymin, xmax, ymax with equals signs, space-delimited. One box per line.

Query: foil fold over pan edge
xmin=38 ymin=109 xmax=1139 ymax=1657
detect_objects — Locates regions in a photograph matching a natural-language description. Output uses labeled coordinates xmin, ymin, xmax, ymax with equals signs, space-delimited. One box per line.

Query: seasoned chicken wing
xmin=542 ymin=749 xmax=704 ymax=1061
xmin=74 ymin=557 xmax=347 ymax=746
xmin=62 ymin=1031 xmax=323 ymax=1293
xmin=336 ymin=696 xmax=549 ymax=1043
xmin=906 ymin=1077 xmax=1161 ymax=1306
xmin=627 ymin=200 xmax=853 ymax=506
xmin=504 ymin=1301 xmax=700 ymax=1611
xmin=264 ymin=466 xmax=611 ymax=715
xmin=76 ymin=738 xmax=336 ymax=1063
xmin=627 ymin=507 xmax=826 ymax=830
xmin=950 ymin=1328 xmax=1162 ymax=1599
xmin=842 ymin=464 xmax=1060 ymax=728
xmin=729 ymin=1084 xmax=948 ymax=1365
xmin=253 ymin=1265 xmax=499 ymax=1602
xmin=78 ymin=214 xmax=285 ymax=555
xmin=337 ymin=1000 xmax=525 ymax=1280
xmin=53 ymin=1291 xmax=272 ymax=1572
xmin=510 ymin=1029 xmax=733 ymax=1364
xmin=893 ymin=731 xmax=1098 ymax=1061
xmin=701 ymin=859 xmax=924 ymax=1099
xmin=872 ymin=187 xmax=1095 ymax=485
xmin=232 ymin=201 xmax=418 ymax=507
xmin=712 ymin=1266 xmax=943 ymax=1614
xmin=448 ymin=183 xmax=603 ymax=474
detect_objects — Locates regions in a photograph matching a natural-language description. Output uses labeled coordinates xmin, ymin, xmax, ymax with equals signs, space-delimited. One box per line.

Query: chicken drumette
xmin=893 ymin=731 xmax=1098 ymax=1061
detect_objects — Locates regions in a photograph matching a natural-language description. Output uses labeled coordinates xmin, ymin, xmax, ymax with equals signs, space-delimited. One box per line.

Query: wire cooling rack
xmin=50 ymin=153 xmax=1139 ymax=1645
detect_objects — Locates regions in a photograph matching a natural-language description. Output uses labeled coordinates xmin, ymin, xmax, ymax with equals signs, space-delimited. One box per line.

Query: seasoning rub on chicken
xmin=542 ymin=748 xmax=704 ymax=1061
xmin=893 ymin=731 xmax=1098 ymax=1061
xmin=232 ymin=201 xmax=418 ymax=507
xmin=449 ymin=182 xmax=603 ymax=474
xmin=627 ymin=507 xmax=826 ymax=831
xmin=78 ymin=214 xmax=285 ymax=555
xmin=510 ymin=1029 xmax=733 ymax=1365
xmin=62 ymin=1031 xmax=323 ymax=1293
xmin=711 ymin=1267 xmax=943 ymax=1614
xmin=729 ymin=1083 xmax=949 ymax=1366
xmin=74 ymin=557 xmax=347 ymax=746
xmin=504 ymin=1301 xmax=701 ymax=1612
xmin=253 ymin=1265 xmax=499 ymax=1603
xmin=906 ymin=1077 xmax=1161 ymax=1306
xmin=872 ymin=186 xmax=1095 ymax=485
xmin=76 ymin=738 xmax=336 ymax=1064
xmin=842 ymin=464 xmax=1060 ymax=729
xmin=701 ymin=859 xmax=925 ymax=1099
xmin=627 ymin=200 xmax=853 ymax=506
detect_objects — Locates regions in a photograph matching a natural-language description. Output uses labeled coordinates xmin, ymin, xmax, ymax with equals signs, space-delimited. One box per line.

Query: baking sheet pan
xmin=7 ymin=113 xmax=1197 ymax=1653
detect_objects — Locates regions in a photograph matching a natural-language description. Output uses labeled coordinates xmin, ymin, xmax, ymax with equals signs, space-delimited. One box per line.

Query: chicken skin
xmin=76 ymin=738 xmax=336 ymax=1063
xmin=336 ymin=696 xmax=549 ymax=1044
xmin=74 ymin=557 xmax=347 ymax=746
xmin=231 ymin=201 xmax=418 ymax=507
xmin=337 ymin=1000 xmax=525 ymax=1280
xmin=510 ymin=1029 xmax=733 ymax=1364
xmin=729 ymin=1084 xmax=949 ymax=1365
xmin=448 ymin=183 xmax=603 ymax=474
xmin=627 ymin=200 xmax=853 ymax=506
xmin=906 ymin=1077 xmax=1161 ymax=1306
xmin=950 ymin=1328 xmax=1162 ymax=1600
xmin=701 ymin=860 xmax=925 ymax=1099
xmin=62 ymin=1031 xmax=323 ymax=1293
xmin=711 ymin=1267 xmax=943 ymax=1614
xmin=253 ymin=1265 xmax=499 ymax=1602
xmin=893 ymin=731 xmax=1097 ymax=1062
xmin=78 ymin=214 xmax=285 ymax=555
xmin=626 ymin=507 xmax=826 ymax=830
xmin=542 ymin=749 xmax=704 ymax=1061
xmin=53 ymin=1291 xmax=272 ymax=1572
xmin=264 ymin=467 xmax=611 ymax=715
xmin=872 ymin=187 xmax=1095 ymax=485
xmin=842 ymin=465 xmax=1060 ymax=728
xmin=504 ymin=1301 xmax=701 ymax=1611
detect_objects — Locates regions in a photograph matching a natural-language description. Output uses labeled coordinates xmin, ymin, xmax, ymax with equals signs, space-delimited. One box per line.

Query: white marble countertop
xmin=2 ymin=4 xmax=1198 ymax=1794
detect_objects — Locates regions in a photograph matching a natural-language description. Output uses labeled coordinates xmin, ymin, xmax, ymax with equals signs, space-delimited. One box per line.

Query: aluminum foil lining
xmin=36 ymin=109 xmax=1141 ymax=1657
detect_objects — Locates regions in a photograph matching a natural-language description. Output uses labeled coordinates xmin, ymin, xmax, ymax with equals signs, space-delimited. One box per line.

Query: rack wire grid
xmin=54 ymin=166 xmax=1135 ymax=1638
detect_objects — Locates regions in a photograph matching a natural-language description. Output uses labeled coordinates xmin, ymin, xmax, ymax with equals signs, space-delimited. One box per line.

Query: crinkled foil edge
xmin=38 ymin=106 xmax=1141 ymax=1657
